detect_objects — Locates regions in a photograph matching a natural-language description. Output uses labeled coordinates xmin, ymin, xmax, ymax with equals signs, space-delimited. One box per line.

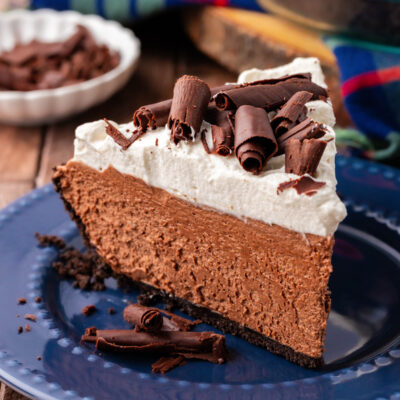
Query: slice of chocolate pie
xmin=53 ymin=58 xmax=346 ymax=368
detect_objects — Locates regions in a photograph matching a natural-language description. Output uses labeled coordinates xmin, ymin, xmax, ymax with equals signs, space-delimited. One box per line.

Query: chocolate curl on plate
xmin=277 ymin=176 xmax=326 ymax=197
xmin=277 ymin=117 xmax=326 ymax=154
xmin=285 ymin=138 xmax=328 ymax=177
xmin=168 ymin=75 xmax=211 ymax=144
xmin=104 ymin=119 xmax=136 ymax=150
xmin=234 ymin=105 xmax=277 ymax=174
xmin=81 ymin=328 xmax=227 ymax=364
xmin=152 ymin=356 xmax=186 ymax=374
xmin=123 ymin=304 xmax=199 ymax=332
xmin=123 ymin=304 xmax=163 ymax=333
xmin=133 ymin=99 xmax=172 ymax=133
xmin=271 ymin=91 xmax=313 ymax=136
xmin=215 ymin=76 xmax=327 ymax=111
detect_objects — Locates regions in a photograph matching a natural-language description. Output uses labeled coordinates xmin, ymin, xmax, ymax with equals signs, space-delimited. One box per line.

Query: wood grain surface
xmin=0 ymin=9 xmax=235 ymax=399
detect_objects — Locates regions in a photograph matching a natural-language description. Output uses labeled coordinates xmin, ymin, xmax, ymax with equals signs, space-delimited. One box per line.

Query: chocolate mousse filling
xmin=53 ymin=161 xmax=334 ymax=368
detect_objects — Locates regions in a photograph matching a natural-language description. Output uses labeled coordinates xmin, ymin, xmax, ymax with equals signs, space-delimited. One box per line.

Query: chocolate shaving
xmin=271 ymin=91 xmax=313 ymax=136
xmin=124 ymin=304 xmax=199 ymax=332
xmin=104 ymin=118 xmax=138 ymax=150
xmin=82 ymin=328 xmax=227 ymax=364
xmin=152 ymin=356 xmax=186 ymax=374
xmin=285 ymin=138 xmax=328 ymax=177
xmin=82 ymin=305 xmax=97 ymax=316
xmin=277 ymin=176 xmax=326 ymax=196
xmin=234 ymin=105 xmax=277 ymax=174
xmin=215 ymin=76 xmax=327 ymax=112
xmin=277 ymin=117 xmax=326 ymax=154
xmin=168 ymin=75 xmax=211 ymax=144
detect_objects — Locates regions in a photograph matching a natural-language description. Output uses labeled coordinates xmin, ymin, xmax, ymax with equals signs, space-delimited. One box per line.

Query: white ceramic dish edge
xmin=0 ymin=9 xmax=141 ymax=125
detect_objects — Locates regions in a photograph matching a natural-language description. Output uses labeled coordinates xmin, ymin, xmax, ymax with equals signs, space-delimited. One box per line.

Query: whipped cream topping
xmin=72 ymin=58 xmax=346 ymax=236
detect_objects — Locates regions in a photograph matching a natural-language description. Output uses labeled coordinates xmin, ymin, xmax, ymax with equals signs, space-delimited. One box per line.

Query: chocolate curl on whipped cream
xmin=277 ymin=176 xmax=326 ymax=197
xmin=204 ymin=105 xmax=234 ymax=156
xmin=133 ymin=99 xmax=172 ymax=133
xmin=168 ymin=75 xmax=211 ymax=144
xmin=285 ymin=138 xmax=328 ymax=177
xmin=81 ymin=327 xmax=227 ymax=364
xmin=271 ymin=91 xmax=313 ymax=136
xmin=104 ymin=119 xmax=137 ymax=150
xmin=124 ymin=304 xmax=200 ymax=332
xmin=214 ymin=75 xmax=327 ymax=112
xmin=234 ymin=105 xmax=277 ymax=174
xmin=277 ymin=117 xmax=326 ymax=154
xmin=132 ymin=84 xmax=235 ymax=135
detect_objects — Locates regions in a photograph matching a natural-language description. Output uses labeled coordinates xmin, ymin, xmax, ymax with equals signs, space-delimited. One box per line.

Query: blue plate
xmin=0 ymin=155 xmax=399 ymax=400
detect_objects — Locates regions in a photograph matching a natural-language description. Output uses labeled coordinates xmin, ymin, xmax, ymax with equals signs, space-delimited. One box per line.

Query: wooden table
xmin=0 ymin=10 xmax=236 ymax=399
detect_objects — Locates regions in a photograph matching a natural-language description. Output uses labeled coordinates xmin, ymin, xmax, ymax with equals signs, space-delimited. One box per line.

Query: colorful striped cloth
xmin=26 ymin=0 xmax=400 ymax=161
xmin=326 ymin=37 xmax=400 ymax=160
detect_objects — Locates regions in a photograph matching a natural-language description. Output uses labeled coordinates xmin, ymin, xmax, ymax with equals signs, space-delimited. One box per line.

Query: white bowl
xmin=0 ymin=9 xmax=141 ymax=125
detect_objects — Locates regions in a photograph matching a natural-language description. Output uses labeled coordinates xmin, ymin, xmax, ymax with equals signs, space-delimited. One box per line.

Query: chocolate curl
xmin=277 ymin=176 xmax=326 ymax=197
xmin=82 ymin=328 xmax=227 ymax=364
xmin=204 ymin=105 xmax=234 ymax=156
xmin=123 ymin=304 xmax=163 ymax=333
xmin=285 ymin=138 xmax=328 ymax=177
xmin=152 ymin=356 xmax=186 ymax=374
xmin=277 ymin=117 xmax=326 ymax=154
xmin=168 ymin=75 xmax=211 ymax=144
xmin=234 ymin=105 xmax=277 ymax=174
xmin=132 ymin=84 xmax=235 ymax=134
xmin=133 ymin=99 xmax=172 ymax=133
xmin=104 ymin=119 xmax=136 ymax=150
xmin=215 ymin=76 xmax=327 ymax=112
xmin=271 ymin=91 xmax=313 ymax=136
xmin=124 ymin=304 xmax=199 ymax=332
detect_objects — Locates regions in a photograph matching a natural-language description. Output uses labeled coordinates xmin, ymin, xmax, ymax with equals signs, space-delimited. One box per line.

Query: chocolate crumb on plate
xmin=25 ymin=324 xmax=31 ymax=332
xmin=24 ymin=314 xmax=37 ymax=322
xmin=35 ymin=296 xmax=42 ymax=303
xmin=17 ymin=326 xmax=23 ymax=334
xmin=17 ymin=297 xmax=26 ymax=305
xmin=35 ymin=233 xmax=66 ymax=249
xmin=108 ymin=307 xmax=116 ymax=315
xmin=82 ymin=305 xmax=97 ymax=316
xmin=37 ymin=356 xmax=42 ymax=361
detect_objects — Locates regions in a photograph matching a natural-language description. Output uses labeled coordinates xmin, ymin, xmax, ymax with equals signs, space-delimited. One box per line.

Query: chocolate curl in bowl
xmin=234 ymin=105 xmax=278 ymax=174
xmin=133 ymin=99 xmax=172 ymax=133
xmin=285 ymin=138 xmax=328 ymax=177
xmin=271 ymin=91 xmax=313 ymax=136
xmin=215 ymin=76 xmax=327 ymax=112
xmin=168 ymin=75 xmax=211 ymax=144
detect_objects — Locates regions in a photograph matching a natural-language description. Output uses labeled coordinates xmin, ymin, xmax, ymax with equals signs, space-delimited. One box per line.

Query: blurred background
xmin=0 ymin=1 xmax=399 ymax=398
